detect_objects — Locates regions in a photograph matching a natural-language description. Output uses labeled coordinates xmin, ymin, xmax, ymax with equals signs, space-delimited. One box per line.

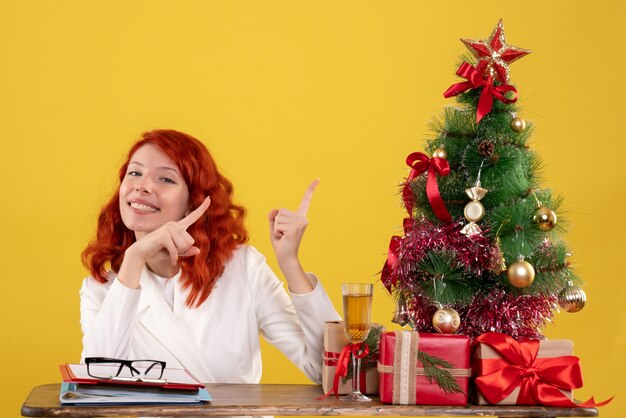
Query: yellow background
xmin=0 ymin=1 xmax=624 ymax=417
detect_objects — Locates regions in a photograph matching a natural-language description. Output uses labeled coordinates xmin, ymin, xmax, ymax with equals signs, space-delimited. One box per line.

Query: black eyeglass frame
xmin=84 ymin=357 xmax=167 ymax=380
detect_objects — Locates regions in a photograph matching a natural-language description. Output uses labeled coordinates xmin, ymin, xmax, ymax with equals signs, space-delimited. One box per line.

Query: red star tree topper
xmin=461 ymin=19 xmax=531 ymax=84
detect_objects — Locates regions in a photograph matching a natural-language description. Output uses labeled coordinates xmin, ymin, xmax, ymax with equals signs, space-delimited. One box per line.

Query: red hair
xmin=82 ymin=129 xmax=249 ymax=307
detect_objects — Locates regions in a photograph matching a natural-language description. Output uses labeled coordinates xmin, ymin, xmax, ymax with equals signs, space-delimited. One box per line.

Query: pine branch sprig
xmin=417 ymin=351 xmax=464 ymax=394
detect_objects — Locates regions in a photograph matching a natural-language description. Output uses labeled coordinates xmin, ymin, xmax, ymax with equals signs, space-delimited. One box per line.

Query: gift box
xmin=472 ymin=332 xmax=578 ymax=406
xmin=377 ymin=330 xmax=471 ymax=405
xmin=322 ymin=321 xmax=380 ymax=396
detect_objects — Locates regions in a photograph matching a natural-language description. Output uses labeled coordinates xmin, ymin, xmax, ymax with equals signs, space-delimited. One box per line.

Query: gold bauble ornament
xmin=432 ymin=307 xmax=460 ymax=334
xmin=533 ymin=205 xmax=557 ymax=232
xmin=507 ymin=259 xmax=535 ymax=288
xmin=511 ymin=117 xmax=526 ymax=132
xmin=558 ymin=281 xmax=587 ymax=313
xmin=432 ymin=147 xmax=447 ymax=160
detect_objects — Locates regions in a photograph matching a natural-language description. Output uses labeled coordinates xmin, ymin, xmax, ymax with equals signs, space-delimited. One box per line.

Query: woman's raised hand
xmin=268 ymin=180 xmax=319 ymax=265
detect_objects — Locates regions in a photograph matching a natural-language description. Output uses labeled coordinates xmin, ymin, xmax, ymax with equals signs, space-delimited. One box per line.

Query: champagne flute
xmin=340 ymin=283 xmax=373 ymax=402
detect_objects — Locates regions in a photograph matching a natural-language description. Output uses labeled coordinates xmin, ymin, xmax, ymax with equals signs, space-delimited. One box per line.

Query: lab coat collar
xmin=137 ymin=266 xmax=214 ymax=382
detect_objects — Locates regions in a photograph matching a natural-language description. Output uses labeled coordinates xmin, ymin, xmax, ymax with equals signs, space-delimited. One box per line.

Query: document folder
xmin=59 ymin=363 xmax=210 ymax=405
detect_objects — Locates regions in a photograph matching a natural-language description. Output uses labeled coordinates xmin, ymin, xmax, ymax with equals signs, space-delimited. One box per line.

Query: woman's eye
xmin=127 ymin=171 xmax=142 ymax=177
xmin=161 ymin=177 xmax=176 ymax=184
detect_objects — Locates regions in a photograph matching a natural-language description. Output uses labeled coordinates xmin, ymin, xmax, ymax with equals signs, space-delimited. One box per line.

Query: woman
xmin=80 ymin=129 xmax=340 ymax=384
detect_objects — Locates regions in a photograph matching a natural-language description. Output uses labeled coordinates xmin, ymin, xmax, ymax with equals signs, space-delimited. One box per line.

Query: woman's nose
xmin=135 ymin=180 xmax=152 ymax=193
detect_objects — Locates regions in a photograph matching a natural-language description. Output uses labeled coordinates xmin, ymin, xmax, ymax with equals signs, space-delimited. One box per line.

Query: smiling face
xmin=119 ymin=143 xmax=190 ymax=239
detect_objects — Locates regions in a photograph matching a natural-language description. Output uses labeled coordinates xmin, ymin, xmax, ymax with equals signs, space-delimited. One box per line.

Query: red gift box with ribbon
xmin=378 ymin=330 xmax=471 ymax=405
xmin=322 ymin=321 xmax=380 ymax=396
xmin=472 ymin=332 xmax=612 ymax=407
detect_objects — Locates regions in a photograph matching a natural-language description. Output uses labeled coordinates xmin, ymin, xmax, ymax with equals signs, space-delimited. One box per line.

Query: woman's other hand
xmin=268 ymin=180 xmax=318 ymax=294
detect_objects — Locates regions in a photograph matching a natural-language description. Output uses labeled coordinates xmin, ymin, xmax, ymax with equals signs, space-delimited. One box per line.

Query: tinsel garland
xmin=389 ymin=217 xmax=499 ymax=288
xmin=389 ymin=217 xmax=557 ymax=339
xmin=461 ymin=289 xmax=557 ymax=340
xmin=405 ymin=289 xmax=556 ymax=340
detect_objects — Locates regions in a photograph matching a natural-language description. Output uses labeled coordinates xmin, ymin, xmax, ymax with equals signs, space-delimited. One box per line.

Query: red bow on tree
xmin=473 ymin=332 xmax=612 ymax=408
xmin=403 ymin=152 xmax=452 ymax=223
xmin=443 ymin=61 xmax=518 ymax=123
xmin=381 ymin=236 xmax=402 ymax=293
xmin=381 ymin=218 xmax=412 ymax=293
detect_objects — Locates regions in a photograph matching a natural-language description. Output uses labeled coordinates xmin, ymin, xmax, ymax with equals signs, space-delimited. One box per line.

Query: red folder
xmin=60 ymin=363 xmax=204 ymax=391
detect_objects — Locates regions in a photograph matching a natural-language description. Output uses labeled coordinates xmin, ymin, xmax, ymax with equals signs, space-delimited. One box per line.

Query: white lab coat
xmin=79 ymin=245 xmax=341 ymax=384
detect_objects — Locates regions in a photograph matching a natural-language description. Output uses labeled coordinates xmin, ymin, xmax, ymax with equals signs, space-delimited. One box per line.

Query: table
xmin=21 ymin=383 xmax=599 ymax=417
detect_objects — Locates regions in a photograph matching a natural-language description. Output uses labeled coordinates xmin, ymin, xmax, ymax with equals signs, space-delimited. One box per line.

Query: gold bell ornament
xmin=432 ymin=307 xmax=461 ymax=334
xmin=506 ymin=257 xmax=535 ymax=288
xmin=391 ymin=295 xmax=410 ymax=326
xmin=492 ymin=236 xmax=507 ymax=274
xmin=558 ymin=280 xmax=587 ymax=313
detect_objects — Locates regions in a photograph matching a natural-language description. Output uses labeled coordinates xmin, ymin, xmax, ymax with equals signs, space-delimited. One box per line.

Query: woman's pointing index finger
xmin=179 ymin=196 xmax=211 ymax=230
xmin=296 ymin=179 xmax=319 ymax=216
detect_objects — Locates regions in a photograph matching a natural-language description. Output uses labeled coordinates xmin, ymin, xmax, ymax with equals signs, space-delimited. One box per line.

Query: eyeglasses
xmin=85 ymin=357 xmax=166 ymax=382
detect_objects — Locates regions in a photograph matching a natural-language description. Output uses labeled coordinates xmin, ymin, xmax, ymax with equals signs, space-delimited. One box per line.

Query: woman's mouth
xmin=129 ymin=201 xmax=160 ymax=213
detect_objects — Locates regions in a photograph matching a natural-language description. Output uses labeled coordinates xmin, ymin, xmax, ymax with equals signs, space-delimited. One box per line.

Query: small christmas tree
xmin=381 ymin=20 xmax=587 ymax=340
